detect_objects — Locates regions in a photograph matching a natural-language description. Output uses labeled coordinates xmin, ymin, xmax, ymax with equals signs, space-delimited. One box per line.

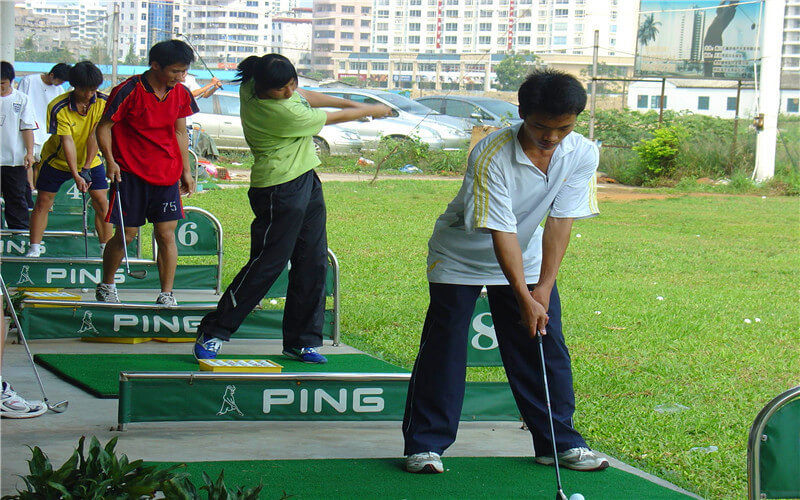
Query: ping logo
xmin=263 ymin=388 xmax=385 ymax=414
xmin=113 ymin=314 xmax=203 ymax=333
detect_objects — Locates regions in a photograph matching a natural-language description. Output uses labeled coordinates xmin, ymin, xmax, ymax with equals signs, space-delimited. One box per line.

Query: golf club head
xmin=128 ymin=270 xmax=147 ymax=280
xmin=47 ymin=400 xmax=69 ymax=413
xmin=556 ymin=490 xmax=568 ymax=500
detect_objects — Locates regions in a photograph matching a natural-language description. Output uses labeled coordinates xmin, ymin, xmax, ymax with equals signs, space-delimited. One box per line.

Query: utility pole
xmin=589 ymin=30 xmax=599 ymax=141
xmin=753 ymin=0 xmax=786 ymax=181
xmin=111 ymin=2 xmax=120 ymax=85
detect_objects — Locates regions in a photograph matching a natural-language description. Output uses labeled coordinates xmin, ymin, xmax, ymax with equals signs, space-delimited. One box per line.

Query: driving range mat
xmin=34 ymin=353 xmax=408 ymax=399
xmin=149 ymin=456 xmax=692 ymax=499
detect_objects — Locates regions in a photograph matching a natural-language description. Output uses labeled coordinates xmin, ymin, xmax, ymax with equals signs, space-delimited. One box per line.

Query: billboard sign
xmin=634 ymin=0 xmax=762 ymax=79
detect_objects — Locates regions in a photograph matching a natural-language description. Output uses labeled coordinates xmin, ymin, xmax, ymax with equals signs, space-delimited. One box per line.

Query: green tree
xmin=495 ymin=54 xmax=540 ymax=91
xmin=638 ymin=13 xmax=661 ymax=47
xmin=123 ymin=43 xmax=139 ymax=65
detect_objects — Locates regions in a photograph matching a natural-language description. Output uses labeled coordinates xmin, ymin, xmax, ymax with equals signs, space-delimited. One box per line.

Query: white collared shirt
xmin=17 ymin=74 xmax=65 ymax=150
xmin=0 ymin=89 xmax=38 ymax=166
xmin=426 ymin=123 xmax=599 ymax=285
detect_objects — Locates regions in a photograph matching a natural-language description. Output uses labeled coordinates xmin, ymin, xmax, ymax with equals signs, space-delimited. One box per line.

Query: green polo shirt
xmin=239 ymin=80 xmax=327 ymax=188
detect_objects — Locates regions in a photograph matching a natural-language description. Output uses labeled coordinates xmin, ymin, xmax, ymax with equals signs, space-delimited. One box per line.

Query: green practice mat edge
xmin=34 ymin=353 xmax=409 ymax=399
xmin=147 ymin=457 xmax=692 ymax=499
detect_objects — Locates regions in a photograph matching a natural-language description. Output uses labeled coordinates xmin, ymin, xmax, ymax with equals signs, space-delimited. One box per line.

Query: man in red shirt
xmin=95 ymin=40 xmax=198 ymax=305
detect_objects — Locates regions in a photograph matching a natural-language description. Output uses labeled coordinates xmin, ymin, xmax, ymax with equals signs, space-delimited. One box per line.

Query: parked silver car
xmin=193 ymin=91 xmax=363 ymax=156
xmin=318 ymin=111 xmax=445 ymax=151
xmin=415 ymin=95 xmax=521 ymax=128
xmin=308 ymin=88 xmax=471 ymax=150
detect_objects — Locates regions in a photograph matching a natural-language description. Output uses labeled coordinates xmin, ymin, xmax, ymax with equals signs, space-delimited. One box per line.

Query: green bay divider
xmin=117 ymin=372 xmax=518 ymax=428
xmin=1 ymin=259 xmax=217 ymax=290
xmin=0 ymin=230 xmax=140 ymax=258
xmin=21 ymin=302 xmax=336 ymax=340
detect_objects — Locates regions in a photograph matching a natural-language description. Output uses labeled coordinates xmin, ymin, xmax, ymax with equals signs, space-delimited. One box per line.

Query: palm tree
xmin=638 ymin=14 xmax=661 ymax=46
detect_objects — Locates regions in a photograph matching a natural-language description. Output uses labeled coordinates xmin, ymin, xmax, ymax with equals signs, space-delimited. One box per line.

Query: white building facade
xmin=627 ymin=79 xmax=800 ymax=118
xmin=368 ymin=0 xmax=638 ymax=57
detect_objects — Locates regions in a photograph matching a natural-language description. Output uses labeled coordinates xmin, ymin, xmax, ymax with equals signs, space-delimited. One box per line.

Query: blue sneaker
xmin=282 ymin=347 xmax=328 ymax=364
xmin=194 ymin=332 xmax=223 ymax=360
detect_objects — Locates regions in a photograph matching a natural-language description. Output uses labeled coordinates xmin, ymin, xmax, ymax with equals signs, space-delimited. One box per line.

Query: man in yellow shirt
xmin=26 ymin=61 xmax=112 ymax=257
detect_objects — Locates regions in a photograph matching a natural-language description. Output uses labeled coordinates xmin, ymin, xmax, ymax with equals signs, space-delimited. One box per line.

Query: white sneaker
xmin=95 ymin=283 xmax=120 ymax=303
xmin=1 ymin=382 xmax=46 ymax=419
xmin=406 ymin=452 xmax=444 ymax=473
xmin=24 ymin=247 xmax=41 ymax=258
xmin=535 ymin=447 xmax=609 ymax=471
xmin=156 ymin=292 xmax=178 ymax=306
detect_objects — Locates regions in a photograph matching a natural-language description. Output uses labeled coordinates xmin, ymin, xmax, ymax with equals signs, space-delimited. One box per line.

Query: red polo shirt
xmin=104 ymin=73 xmax=198 ymax=186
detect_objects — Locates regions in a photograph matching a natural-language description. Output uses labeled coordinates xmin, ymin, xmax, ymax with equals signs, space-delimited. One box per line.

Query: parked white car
xmin=193 ymin=91 xmax=363 ymax=156
xmin=308 ymin=87 xmax=471 ymax=150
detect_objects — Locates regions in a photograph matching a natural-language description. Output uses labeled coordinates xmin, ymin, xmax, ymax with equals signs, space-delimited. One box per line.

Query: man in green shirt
xmin=194 ymin=54 xmax=390 ymax=363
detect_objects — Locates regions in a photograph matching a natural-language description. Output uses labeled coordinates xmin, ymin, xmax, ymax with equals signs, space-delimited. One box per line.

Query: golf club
xmin=114 ymin=182 xmax=147 ymax=279
xmin=79 ymin=169 xmax=92 ymax=258
xmin=0 ymin=276 xmax=68 ymax=413
xmin=178 ymin=33 xmax=217 ymax=80
xmin=537 ymin=330 xmax=568 ymax=500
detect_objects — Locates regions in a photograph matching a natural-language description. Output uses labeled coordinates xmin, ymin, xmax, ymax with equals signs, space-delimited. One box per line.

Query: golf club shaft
xmin=179 ymin=33 xmax=215 ymax=79
xmin=537 ymin=331 xmax=565 ymax=494
xmin=82 ymin=191 xmax=89 ymax=258
xmin=115 ymin=182 xmax=133 ymax=276
xmin=0 ymin=276 xmax=50 ymax=403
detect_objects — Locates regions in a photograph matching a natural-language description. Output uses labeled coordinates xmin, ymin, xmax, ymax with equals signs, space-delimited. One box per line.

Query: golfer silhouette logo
xmin=77 ymin=311 xmax=99 ymax=335
xmin=217 ymin=385 xmax=243 ymax=416
xmin=16 ymin=265 xmax=34 ymax=286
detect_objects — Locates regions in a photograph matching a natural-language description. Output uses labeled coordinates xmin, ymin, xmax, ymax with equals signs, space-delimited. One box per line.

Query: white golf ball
xmin=569 ymin=494 xmax=585 ymax=500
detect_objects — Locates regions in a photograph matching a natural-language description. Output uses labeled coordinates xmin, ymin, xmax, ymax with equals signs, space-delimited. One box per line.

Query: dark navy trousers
xmin=198 ymin=170 xmax=327 ymax=350
xmin=403 ymin=281 xmax=587 ymax=456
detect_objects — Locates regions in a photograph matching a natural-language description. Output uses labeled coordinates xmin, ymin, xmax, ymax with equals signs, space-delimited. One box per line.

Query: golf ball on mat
xmin=569 ymin=494 xmax=585 ymax=500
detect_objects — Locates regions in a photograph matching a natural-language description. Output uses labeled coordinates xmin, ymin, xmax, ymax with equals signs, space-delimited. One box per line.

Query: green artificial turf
xmin=151 ymin=456 xmax=691 ymax=499
xmin=34 ymin=353 xmax=408 ymax=398
xmin=183 ymin=182 xmax=800 ymax=498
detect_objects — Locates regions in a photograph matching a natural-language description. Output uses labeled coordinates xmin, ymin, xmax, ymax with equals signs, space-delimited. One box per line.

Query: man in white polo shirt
xmin=403 ymin=68 xmax=608 ymax=474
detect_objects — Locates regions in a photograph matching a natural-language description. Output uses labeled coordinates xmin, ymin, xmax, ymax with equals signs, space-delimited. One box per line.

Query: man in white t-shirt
xmin=16 ymin=63 xmax=70 ymax=158
xmin=0 ymin=62 xmax=38 ymax=229
xmin=403 ymin=69 xmax=609 ymax=475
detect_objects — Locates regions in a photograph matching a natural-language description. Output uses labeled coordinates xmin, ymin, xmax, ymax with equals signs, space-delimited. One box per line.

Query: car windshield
xmin=476 ymin=99 xmax=519 ymax=119
xmin=378 ymin=92 xmax=440 ymax=115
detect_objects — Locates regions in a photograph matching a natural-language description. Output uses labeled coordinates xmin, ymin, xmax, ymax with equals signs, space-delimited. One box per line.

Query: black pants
xmin=403 ymin=282 xmax=587 ymax=456
xmin=1 ymin=166 xmax=30 ymax=229
xmin=198 ymin=170 xmax=328 ymax=350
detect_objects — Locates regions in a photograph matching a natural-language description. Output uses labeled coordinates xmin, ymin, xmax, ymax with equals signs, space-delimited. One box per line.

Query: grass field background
xmin=184 ymin=181 xmax=799 ymax=499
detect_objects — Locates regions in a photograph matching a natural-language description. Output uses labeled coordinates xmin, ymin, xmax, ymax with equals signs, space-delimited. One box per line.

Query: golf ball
xmin=569 ymin=494 xmax=585 ymax=500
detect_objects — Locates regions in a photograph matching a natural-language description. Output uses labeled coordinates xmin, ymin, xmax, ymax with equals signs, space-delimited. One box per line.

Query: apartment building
xmin=323 ymin=0 xmax=637 ymax=89
xmin=18 ymin=0 xmax=108 ymax=55
xmin=368 ymin=0 xmax=637 ymax=57
xmin=113 ymin=0 xmax=188 ymax=61
xmin=271 ymin=8 xmax=313 ymax=71
xmin=785 ymin=0 xmax=800 ymax=72
xmin=311 ymin=0 xmax=374 ymax=77
xmin=111 ymin=0 xmax=298 ymax=68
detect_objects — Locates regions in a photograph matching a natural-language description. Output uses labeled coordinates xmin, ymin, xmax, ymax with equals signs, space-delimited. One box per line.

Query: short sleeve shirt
xmin=103 ymin=73 xmax=198 ymax=186
xmin=239 ymin=80 xmax=327 ymax=188
xmin=426 ymin=123 xmax=599 ymax=285
xmin=0 ymin=89 xmax=38 ymax=166
xmin=39 ymin=91 xmax=107 ymax=172
xmin=17 ymin=74 xmax=65 ymax=149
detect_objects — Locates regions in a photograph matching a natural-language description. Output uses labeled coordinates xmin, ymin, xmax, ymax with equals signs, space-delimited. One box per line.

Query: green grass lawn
xmin=184 ymin=182 xmax=799 ymax=499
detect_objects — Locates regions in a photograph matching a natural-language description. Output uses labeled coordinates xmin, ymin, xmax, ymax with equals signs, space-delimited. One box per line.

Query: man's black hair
xmin=68 ymin=61 xmax=103 ymax=89
xmin=234 ymin=54 xmax=297 ymax=94
xmin=49 ymin=63 xmax=71 ymax=81
xmin=518 ymin=68 xmax=587 ymax=118
xmin=148 ymin=39 xmax=195 ymax=68
xmin=0 ymin=61 xmax=14 ymax=81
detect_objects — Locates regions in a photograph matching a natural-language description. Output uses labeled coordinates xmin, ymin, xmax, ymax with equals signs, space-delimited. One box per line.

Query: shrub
xmin=2 ymin=436 xmax=262 ymax=500
xmin=633 ymin=125 xmax=688 ymax=179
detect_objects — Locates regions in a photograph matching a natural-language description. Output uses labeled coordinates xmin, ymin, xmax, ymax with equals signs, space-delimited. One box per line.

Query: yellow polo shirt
xmin=40 ymin=91 xmax=107 ymax=172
